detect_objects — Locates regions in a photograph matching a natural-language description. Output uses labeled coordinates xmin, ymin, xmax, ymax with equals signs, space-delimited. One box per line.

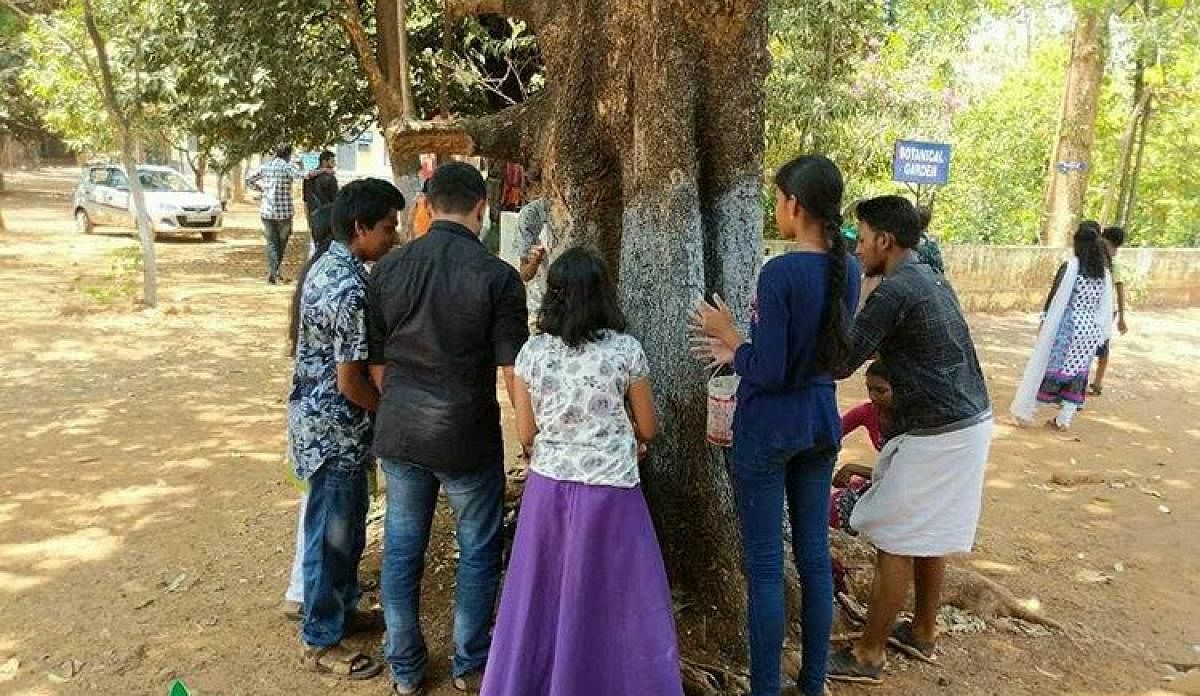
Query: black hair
xmin=774 ymin=154 xmax=851 ymax=375
xmin=865 ymin=359 xmax=890 ymax=383
xmin=1102 ymin=225 xmax=1126 ymax=248
xmin=855 ymin=195 xmax=921 ymax=250
xmin=538 ymin=246 xmax=626 ymax=348
xmin=1075 ymin=220 xmax=1109 ymax=279
xmin=319 ymin=150 xmax=336 ymax=166
xmin=331 ymin=177 xmax=406 ymax=245
xmin=289 ymin=179 xmax=404 ymax=354
xmin=274 ymin=143 xmax=293 ymax=160
xmin=428 ymin=161 xmax=486 ymax=215
xmin=915 ymin=205 xmax=932 ymax=234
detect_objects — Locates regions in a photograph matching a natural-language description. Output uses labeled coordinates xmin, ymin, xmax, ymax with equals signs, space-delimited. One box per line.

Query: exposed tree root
xmin=680 ymin=657 xmax=749 ymax=696
xmin=830 ymin=531 xmax=1064 ymax=631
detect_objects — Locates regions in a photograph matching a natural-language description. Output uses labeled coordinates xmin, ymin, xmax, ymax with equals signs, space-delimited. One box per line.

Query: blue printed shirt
xmin=288 ymin=242 xmax=372 ymax=479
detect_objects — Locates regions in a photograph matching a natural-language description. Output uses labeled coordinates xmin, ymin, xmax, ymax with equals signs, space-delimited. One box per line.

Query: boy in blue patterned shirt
xmin=289 ymin=178 xmax=403 ymax=681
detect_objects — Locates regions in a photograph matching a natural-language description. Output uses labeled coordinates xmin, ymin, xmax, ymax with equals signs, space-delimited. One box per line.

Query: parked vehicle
xmin=73 ymin=164 xmax=223 ymax=241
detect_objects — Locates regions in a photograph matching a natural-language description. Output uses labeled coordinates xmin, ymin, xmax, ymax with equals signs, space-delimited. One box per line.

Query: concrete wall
xmin=763 ymin=240 xmax=1200 ymax=313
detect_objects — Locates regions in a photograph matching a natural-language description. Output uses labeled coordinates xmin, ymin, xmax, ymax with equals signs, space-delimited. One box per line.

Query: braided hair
xmin=773 ymin=155 xmax=852 ymax=375
xmin=1075 ymin=220 xmax=1108 ymax=279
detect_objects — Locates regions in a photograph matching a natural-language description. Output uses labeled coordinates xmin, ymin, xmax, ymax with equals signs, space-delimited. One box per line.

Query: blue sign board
xmin=1055 ymin=160 xmax=1088 ymax=173
xmin=892 ymin=140 xmax=952 ymax=185
xmin=299 ymin=152 xmax=320 ymax=171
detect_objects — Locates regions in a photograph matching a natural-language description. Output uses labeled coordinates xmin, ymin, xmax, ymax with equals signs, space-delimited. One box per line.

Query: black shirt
xmin=367 ymin=221 xmax=528 ymax=473
xmin=302 ymin=170 xmax=339 ymax=213
xmin=842 ymin=256 xmax=990 ymax=438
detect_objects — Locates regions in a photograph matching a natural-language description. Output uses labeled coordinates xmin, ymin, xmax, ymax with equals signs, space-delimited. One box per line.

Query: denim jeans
xmin=731 ymin=436 xmax=837 ymax=696
xmin=262 ymin=217 xmax=292 ymax=280
xmin=380 ymin=458 xmax=504 ymax=688
xmin=301 ymin=461 xmax=368 ymax=647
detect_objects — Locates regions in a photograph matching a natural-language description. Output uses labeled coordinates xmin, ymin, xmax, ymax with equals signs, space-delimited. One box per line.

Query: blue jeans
xmin=301 ymin=461 xmax=368 ymax=647
xmin=262 ymin=217 xmax=292 ymax=280
xmin=380 ymin=458 xmax=504 ymax=687
xmin=731 ymin=436 xmax=837 ymax=696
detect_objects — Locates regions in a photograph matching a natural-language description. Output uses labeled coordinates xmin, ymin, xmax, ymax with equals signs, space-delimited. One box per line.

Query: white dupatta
xmin=1009 ymin=257 xmax=1114 ymax=425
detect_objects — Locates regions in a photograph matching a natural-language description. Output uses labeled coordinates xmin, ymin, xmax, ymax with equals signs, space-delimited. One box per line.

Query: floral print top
xmin=287 ymin=241 xmax=372 ymax=480
xmin=515 ymin=331 xmax=650 ymax=488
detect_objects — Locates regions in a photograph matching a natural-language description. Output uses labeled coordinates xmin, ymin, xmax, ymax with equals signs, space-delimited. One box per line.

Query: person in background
xmin=516 ymin=170 xmax=552 ymax=330
xmin=829 ymin=359 xmax=892 ymax=533
xmin=826 ymin=195 xmax=992 ymax=686
xmin=1089 ymin=225 xmax=1129 ymax=395
xmin=367 ymin=162 xmax=528 ymax=695
xmin=246 ymin=143 xmax=304 ymax=284
xmin=1010 ymin=221 xmax=1113 ymax=431
xmin=914 ymin=205 xmax=945 ymax=275
xmin=692 ymin=154 xmax=861 ymax=696
xmin=292 ymin=178 xmax=405 ymax=682
xmin=411 ymin=179 xmax=433 ymax=239
xmin=482 ymin=247 xmax=682 ymax=696
xmin=303 ymin=151 xmax=340 ymax=255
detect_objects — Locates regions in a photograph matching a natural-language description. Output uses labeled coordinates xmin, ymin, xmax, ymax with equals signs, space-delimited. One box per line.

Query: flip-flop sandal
xmin=393 ymin=681 xmax=426 ymax=696
xmin=301 ymin=643 xmax=383 ymax=681
xmin=452 ymin=670 xmax=483 ymax=693
xmin=1088 ymin=385 xmax=1103 ymax=396
xmin=887 ymin=619 xmax=937 ymax=663
xmin=826 ymin=646 xmax=883 ymax=685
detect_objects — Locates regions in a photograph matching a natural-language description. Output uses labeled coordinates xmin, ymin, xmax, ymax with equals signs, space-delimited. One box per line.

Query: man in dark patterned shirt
xmin=289 ymin=178 xmax=404 ymax=681
xmin=829 ymin=196 xmax=992 ymax=686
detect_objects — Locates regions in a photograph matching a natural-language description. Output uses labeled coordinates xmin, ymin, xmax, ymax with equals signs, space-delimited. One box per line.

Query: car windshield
xmin=137 ymin=170 xmax=194 ymax=193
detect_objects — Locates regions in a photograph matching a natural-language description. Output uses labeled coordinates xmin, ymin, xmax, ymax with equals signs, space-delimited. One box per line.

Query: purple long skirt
xmin=481 ymin=471 xmax=684 ymax=696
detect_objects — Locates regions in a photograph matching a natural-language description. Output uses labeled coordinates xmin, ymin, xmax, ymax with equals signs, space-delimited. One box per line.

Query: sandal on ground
xmin=887 ymin=619 xmax=937 ymax=663
xmin=300 ymin=643 xmax=383 ymax=680
xmin=1044 ymin=419 xmax=1069 ymax=432
xmin=826 ymin=646 xmax=884 ymax=685
xmin=392 ymin=680 xmax=425 ymax=695
xmin=1088 ymin=384 xmax=1103 ymax=396
xmin=453 ymin=670 xmax=484 ymax=693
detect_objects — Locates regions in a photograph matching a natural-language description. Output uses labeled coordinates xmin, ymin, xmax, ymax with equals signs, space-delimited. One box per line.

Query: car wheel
xmin=75 ymin=209 xmax=94 ymax=234
xmin=201 ymin=231 xmax=218 ymax=242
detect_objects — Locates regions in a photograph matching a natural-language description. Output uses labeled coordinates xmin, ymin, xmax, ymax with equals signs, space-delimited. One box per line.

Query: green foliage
xmin=765 ymin=0 xmax=1200 ymax=247
xmin=76 ymin=245 xmax=143 ymax=304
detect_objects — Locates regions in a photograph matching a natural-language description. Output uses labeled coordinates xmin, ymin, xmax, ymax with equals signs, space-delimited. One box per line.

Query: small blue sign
xmin=892 ymin=140 xmax=952 ymax=185
xmin=299 ymin=152 xmax=320 ymax=171
xmin=1055 ymin=160 xmax=1088 ymax=173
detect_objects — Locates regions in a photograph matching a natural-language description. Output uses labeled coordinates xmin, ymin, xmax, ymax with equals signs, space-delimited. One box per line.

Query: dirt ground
xmin=0 ymin=168 xmax=1197 ymax=696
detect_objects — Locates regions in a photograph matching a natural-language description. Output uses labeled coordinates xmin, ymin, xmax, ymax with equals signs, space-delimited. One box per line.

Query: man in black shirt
xmin=829 ymin=196 xmax=992 ymax=686
xmin=367 ymin=162 xmax=527 ymax=695
xmin=303 ymin=151 xmax=339 ymax=254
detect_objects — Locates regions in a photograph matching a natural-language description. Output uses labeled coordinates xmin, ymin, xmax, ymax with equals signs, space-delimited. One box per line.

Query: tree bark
xmin=1099 ymin=86 xmax=1150 ymax=225
xmin=1039 ymin=7 xmax=1109 ymax=247
xmin=81 ymin=0 xmax=157 ymax=307
xmin=1120 ymin=93 xmax=1152 ymax=230
xmin=433 ymin=0 xmax=771 ymax=683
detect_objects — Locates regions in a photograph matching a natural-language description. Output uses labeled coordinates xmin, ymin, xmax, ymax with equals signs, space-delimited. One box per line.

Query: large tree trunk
xmin=82 ymin=0 xmax=157 ymax=307
xmin=1099 ymin=86 xmax=1150 ymax=226
xmin=1039 ymin=7 xmax=1108 ymax=247
xmin=399 ymin=1 xmax=771 ymax=687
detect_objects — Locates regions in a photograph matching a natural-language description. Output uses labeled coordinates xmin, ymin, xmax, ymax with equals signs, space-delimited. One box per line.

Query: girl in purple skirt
xmin=482 ymin=247 xmax=683 ymax=696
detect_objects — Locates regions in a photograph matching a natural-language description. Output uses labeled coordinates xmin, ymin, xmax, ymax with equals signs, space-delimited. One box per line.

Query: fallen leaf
xmin=1159 ymin=505 xmax=1172 ymax=515
xmin=1114 ymin=562 xmax=1126 ymax=573
xmin=166 ymin=573 xmax=188 ymax=593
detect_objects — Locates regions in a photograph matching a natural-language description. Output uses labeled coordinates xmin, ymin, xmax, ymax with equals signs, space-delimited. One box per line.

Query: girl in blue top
xmin=693 ymin=154 xmax=860 ymax=696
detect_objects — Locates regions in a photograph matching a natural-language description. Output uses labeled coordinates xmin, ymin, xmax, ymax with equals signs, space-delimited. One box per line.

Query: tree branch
xmin=338 ymin=0 xmax=404 ymax=120
xmin=385 ymin=90 xmax=548 ymax=164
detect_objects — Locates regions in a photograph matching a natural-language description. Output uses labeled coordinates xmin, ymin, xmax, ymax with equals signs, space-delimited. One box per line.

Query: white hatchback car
xmin=73 ymin=164 xmax=224 ymax=241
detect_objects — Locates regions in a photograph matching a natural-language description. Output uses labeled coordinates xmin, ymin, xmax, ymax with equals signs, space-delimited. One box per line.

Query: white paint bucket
xmin=706 ymin=375 xmax=740 ymax=447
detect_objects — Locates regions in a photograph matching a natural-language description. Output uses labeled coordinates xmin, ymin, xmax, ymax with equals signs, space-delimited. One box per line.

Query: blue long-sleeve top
xmin=732 ymin=251 xmax=862 ymax=450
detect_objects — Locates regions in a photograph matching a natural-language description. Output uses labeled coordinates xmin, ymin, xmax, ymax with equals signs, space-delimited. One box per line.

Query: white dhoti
xmin=850 ymin=415 xmax=993 ymax=557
